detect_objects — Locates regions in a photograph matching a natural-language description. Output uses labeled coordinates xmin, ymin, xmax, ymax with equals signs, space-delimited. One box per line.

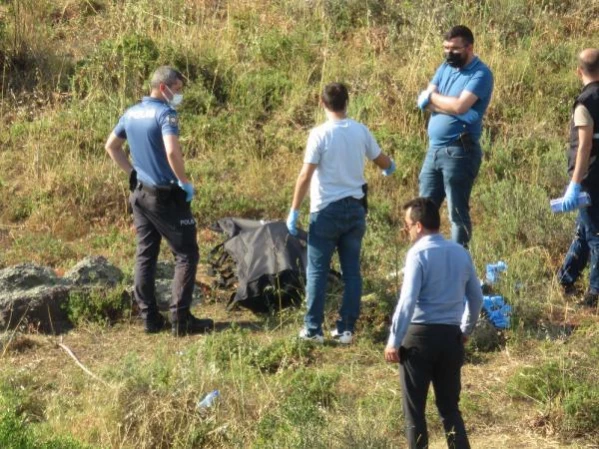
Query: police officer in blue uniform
xmin=105 ymin=66 xmax=213 ymax=336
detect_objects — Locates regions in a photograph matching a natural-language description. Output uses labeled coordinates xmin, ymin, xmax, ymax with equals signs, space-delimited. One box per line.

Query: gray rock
xmin=127 ymin=279 xmax=201 ymax=313
xmin=127 ymin=261 xmax=199 ymax=312
xmin=153 ymin=279 xmax=202 ymax=311
xmin=0 ymin=285 xmax=71 ymax=333
xmin=0 ymin=264 xmax=61 ymax=292
xmin=155 ymin=261 xmax=175 ymax=280
xmin=64 ymin=256 xmax=123 ymax=287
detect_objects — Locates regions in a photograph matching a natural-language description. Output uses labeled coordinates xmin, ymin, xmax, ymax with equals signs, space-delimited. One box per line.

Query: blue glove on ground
xmin=417 ymin=90 xmax=432 ymax=110
xmin=178 ymin=181 xmax=194 ymax=202
xmin=382 ymin=159 xmax=396 ymax=177
xmin=562 ymin=181 xmax=581 ymax=212
xmin=455 ymin=109 xmax=480 ymax=124
xmin=286 ymin=209 xmax=300 ymax=236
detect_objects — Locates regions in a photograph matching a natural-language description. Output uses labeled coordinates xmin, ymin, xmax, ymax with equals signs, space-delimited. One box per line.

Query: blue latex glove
xmin=382 ymin=159 xmax=396 ymax=177
xmin=417 ymin=90 xmax=432 ymax=110
xmin=178 ymin=180 xmax=194 ymax=202
xmin=562 ymin=181 xmax=581 ymax=212
xmin=455 ymin=109 xmax=480 ymax=125
xmin=286 ymin=209 xmax=300 ymax=236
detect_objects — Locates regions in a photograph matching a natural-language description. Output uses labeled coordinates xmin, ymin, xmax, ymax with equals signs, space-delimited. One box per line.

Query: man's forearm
xmin=106 ymin=147 xmax=133 ymax=174
xmin=429 ymin=92 xmax=464 ymax=114
xmin=572 ymin=144 xmax=592 ymax=184
xmin=166 ymin=150 xmax=189 ymax=183
xmin=291 ymin=174 xmax=311 ymax=210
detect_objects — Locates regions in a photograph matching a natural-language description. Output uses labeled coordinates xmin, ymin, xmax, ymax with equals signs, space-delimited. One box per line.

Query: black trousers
xmin=400 ymin=324 xmax=470 ymax=449
xmin=130 ymin=186 xmax=199 ymax=322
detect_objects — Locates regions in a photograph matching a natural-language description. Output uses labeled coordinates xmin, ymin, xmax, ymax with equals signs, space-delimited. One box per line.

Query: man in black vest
xmin=558 ymin=48 xmax=599 ymax=308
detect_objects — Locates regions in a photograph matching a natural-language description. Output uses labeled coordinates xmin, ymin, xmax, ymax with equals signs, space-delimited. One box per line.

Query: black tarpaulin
xmin=210 ymin=218 xmax=308 ymax=313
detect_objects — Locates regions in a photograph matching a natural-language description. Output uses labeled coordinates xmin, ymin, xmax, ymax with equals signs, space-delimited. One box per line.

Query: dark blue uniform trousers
xmin=130 ymin=186 xmax=199 ymax=323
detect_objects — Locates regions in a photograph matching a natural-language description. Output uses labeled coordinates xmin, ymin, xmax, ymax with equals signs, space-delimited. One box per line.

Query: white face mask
xmin=164 ymin=85 xmax=183 ymax=108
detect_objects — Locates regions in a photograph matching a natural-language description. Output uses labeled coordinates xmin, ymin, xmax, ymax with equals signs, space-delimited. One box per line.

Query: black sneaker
xmin=144 ymin=313 xmax=166 ymax=334
xmin=582 ymin=291 xmax=599 ymax=308
xmin=561 ymin=283 xmax=580 ymax=297
xmin=171 ymin=314 xmax=214 ymax=337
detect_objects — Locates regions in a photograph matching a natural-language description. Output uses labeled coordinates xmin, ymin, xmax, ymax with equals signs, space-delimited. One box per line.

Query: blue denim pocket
xmin=309 ymin=205 xmax=339 ymax=241
xmin=444 ymin=145 xmax=468 ymax=159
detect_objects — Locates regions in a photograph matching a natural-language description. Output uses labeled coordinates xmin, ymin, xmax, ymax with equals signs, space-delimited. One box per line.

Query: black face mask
xmin=445 ymin=51 xmax=467 ymax=68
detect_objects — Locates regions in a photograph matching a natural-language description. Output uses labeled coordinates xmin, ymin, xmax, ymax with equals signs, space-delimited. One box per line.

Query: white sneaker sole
xmin=298 ymin=329 xmax=324 ymax=343
xmin=330 ymin=330 xmax=353 ymax=344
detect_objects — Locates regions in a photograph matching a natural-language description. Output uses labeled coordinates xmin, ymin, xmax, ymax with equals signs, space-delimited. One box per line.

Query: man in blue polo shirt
xmin=105 ymin=66 xmax=213 ymax=336
xmin=417 ymin=25 xmax=494 ymax=247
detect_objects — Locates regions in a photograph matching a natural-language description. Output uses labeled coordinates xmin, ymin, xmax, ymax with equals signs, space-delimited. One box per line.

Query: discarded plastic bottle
xmin=485 ymin=261 xmax=507 ymax=285
xmin=550 ymin=191 xmax=591 ymax=213
xmin=197 ymin=390 xmax=220 ymax=409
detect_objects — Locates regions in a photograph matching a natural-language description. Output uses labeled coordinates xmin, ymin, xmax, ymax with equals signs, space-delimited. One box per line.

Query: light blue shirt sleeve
xmin=387 ymin=250 xmax=423 ymax=348
xmin=158 ymin=109 xmax=179 ymax=136
xmin=461 ymin=258 xmax=484 ymax=335
xmin=362 ymin=125 xmax=382 ymax=161
xmin=464 ymin=67 xmax=493 ymax=102
xmin=113 ymin=115 xmax=127 ymax=139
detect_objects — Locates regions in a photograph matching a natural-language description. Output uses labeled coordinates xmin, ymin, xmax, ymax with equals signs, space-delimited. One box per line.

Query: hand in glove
xmin=382 ymin=159 xmax=396 ymax=177
xmin=562 ymin=181 xmax=581 ymax=212
xmin=286 ymin=209 xmax=300 ymax=236
xmin=417 ymin=90 xmax=432 ymax=110
xmin=178 ymin=180 xmax=194 ymax=202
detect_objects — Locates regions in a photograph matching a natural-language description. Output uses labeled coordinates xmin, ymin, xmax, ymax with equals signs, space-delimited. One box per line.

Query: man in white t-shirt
xmin=286 ymin=82 xmax=396 ymax=343
xmin=558 ymin=48 xmax=599 ymax=308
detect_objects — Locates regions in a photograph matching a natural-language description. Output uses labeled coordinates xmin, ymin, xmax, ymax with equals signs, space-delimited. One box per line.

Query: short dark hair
xmin=150 ymin=66 xmax=184 ymax=89
xmin=443 ymin=25 xmax=474 ymax=46
xmin=403 ymin=197 xmax=440 ymax=231
xmin=579 ymin=49 xmax=599 ymax=76
xmin=321 ymin=82 xmax=349 ymax=112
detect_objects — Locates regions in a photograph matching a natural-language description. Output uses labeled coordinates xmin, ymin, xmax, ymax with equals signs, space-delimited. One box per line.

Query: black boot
xmin=171 ymin=312 xmax=214 ymax=337
xmin=144 ymin=312 xmax=166 ymax=334
xmin=582 ymin=291 xmax=599 ymax=308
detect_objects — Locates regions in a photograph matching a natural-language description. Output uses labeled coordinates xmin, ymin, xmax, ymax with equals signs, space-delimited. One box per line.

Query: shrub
xmin=249 ymin=337 xmax=315 ymax=373
xmin=65 ymin=287 xmax=132 ymax=326
xmin=71 ymin=34 xmax=159 ymax=103
xmin=507 ymin=323 xmax=599 ymax=437
xmin=0 ymin=380 xmax=89 ymax=449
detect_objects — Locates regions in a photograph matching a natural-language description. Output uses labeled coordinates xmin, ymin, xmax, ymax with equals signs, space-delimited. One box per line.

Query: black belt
xmin=137 ymin=182 xmax=175 ymax=196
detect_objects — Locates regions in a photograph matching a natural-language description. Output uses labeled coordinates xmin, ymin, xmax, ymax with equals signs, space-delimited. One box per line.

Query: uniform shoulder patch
xmin=167 ymin=114 xmax=179 ymax=127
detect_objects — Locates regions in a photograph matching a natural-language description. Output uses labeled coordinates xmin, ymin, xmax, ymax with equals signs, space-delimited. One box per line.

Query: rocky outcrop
xmin=64 ymin=256 xmax=123 ymax=287
xmin=0 ymin=263 xmax=62 ymax=290
xmin=0 ymin=258 xmax=204 ymax=333
xmin=0 ymin=264 xmax=70 ymax=333
xmin=0 ymin=258 xmax=124 ymax=334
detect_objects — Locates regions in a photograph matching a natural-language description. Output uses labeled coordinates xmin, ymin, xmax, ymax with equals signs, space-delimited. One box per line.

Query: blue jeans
xmin=304 ymin=197 xmax=366 ymax=336
xmin=558 ymin=198 xmax=599 ymax=293
xmin=419 ymin=138 xmax=482 ymax=246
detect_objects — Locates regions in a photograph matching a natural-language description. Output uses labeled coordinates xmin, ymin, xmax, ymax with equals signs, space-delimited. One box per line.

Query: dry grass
xmin=2 ymin=300 xmax=598 ymax=447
